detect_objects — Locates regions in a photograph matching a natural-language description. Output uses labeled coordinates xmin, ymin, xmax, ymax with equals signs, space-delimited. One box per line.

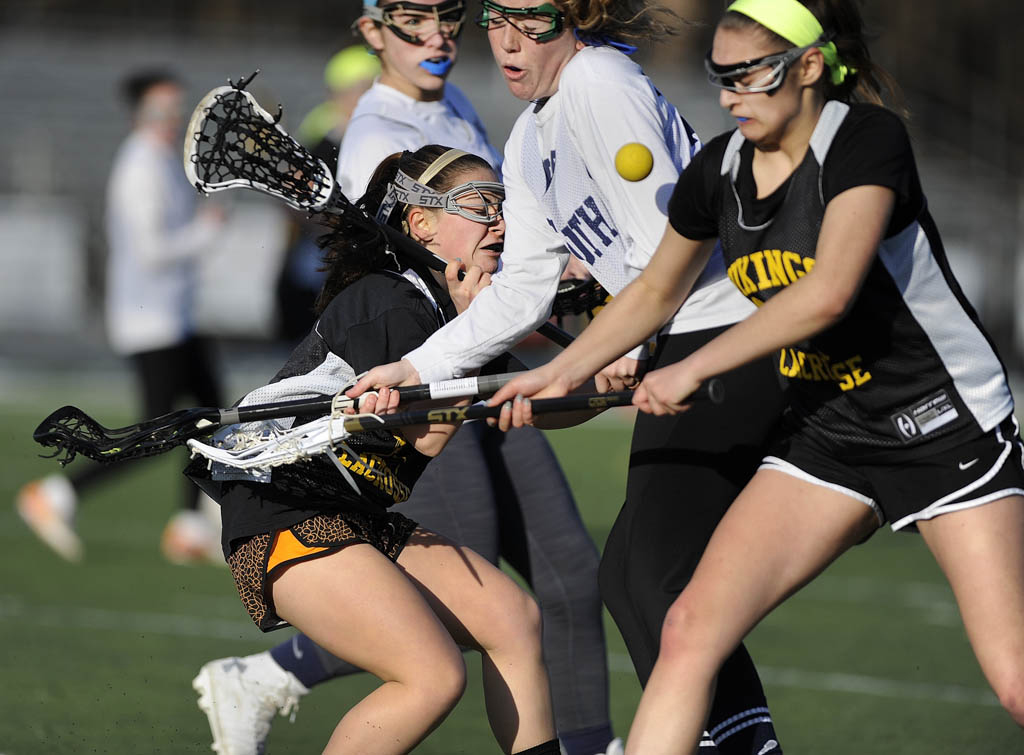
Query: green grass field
xmin=2 ymin=388 xmax=1020 ymax=754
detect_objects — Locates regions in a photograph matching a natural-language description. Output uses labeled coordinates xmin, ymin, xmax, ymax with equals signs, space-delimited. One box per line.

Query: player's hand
xmin=445 ymin=258 xmax=491 ymax=315
xmin=353 ymin=386 xmax=395 ymax=415
xmin=596 ymin=356 xmax=646 ymax=392
xmin=633 ymin=362 xmax=702 ymax=416
xmin=346 ymin=360 xmax=421 ymax=411
xmin=487 ymin=365 xmax=569 ymax=429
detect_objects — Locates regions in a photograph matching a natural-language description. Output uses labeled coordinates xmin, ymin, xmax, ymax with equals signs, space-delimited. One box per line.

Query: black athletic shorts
xmin=761 ymin=413 xmax=1024 ymax=531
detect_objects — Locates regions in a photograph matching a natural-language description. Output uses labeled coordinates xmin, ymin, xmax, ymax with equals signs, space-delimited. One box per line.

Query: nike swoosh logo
xmin=958 ymin=459 xmax=980 ymax=470
xmin=758 ymin=741 xmax=779 ymax=755
xmin=291 ymin=635 xmax=304 ymax=659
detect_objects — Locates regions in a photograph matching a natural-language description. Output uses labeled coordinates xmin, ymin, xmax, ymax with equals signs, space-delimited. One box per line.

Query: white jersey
xmin=105 ymin=131 xmax=220 ymax=355
xmin=405 ymin=47 xmax=754 ymax=381
xmin=336 ymin=79 xmax=502 ymax=200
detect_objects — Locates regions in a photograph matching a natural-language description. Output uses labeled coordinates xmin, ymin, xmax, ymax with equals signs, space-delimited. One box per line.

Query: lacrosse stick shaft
xmin=341 ymin=378 xmax=724 ymax=433
xmin=222 ymin=371 xmax=523 ymax=424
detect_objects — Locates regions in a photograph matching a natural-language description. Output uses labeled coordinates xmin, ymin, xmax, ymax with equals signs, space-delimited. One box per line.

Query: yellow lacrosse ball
xmin=615 ymin=142 xmax=654 ymax=181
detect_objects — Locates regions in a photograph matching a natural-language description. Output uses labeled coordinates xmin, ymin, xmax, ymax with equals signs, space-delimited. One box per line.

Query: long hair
xmin=313 ymin=145 xmax=493 ymax=315
xmin=556 ymin=0 xmax=683 ymax=44
xmin=721 ymin=0 xmax=907 ymax=116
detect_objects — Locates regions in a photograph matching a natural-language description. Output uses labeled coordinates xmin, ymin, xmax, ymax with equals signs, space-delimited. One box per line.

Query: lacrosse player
xmin=189 ymin=146 xmax=562 ymax=755
xmin=16 ymin=69 xmax=226 ymax=565
xmin=193 ymin=4 xmax=620 ymax=755
xmin=491 ymin=0 xmax=1024 ymax=750
xmin=351 ymin=2 xmax=786 ymax=753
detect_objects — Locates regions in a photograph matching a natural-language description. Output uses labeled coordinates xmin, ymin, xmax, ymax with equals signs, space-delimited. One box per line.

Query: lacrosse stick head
xmin=183 ymin=77 xmax=336 ymax=212
xmin=33 ymin=405 xmax=214 ymax=465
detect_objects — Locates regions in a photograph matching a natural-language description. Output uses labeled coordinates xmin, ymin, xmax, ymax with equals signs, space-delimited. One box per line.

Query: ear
xmin=357 ymin=17 xmax=385 ymax=54
xmin=406 ymin=207 xmax=437 ymax=244
xmin=797 ymin=47 xmax=826 ymax=87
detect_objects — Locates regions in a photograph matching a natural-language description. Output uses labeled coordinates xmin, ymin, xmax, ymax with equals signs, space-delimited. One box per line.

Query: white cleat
xmin=193 ymin=652 xmax=309 ymax=755
xmin=16 ymin=474 xmax=82 ymax=562
xmin=603 ymin=737 xmax=625 ymax=755
xmin=161 ymin=507 xmax=223 ymax=566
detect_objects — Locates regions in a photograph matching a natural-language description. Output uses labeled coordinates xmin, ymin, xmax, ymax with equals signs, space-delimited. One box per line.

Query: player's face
xmin=137 ymin=83 xmax=185 ymax=145
xmin=710 ymin=26 xmax=808 ymax=146
xmin=486 ymin=0 xmax=582 ymax=102
xmin=367 ymin=0 xmax=459 ymax=101
xmin=426 ymin=167 xmax=505 ymax=274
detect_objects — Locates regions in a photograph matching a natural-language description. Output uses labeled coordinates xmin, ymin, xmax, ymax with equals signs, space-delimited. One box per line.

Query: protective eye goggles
xmin=704 ymin=44 xmax=813 ymax=94
xmin=474 ymin=0 xmax=564 ymax=43
xmin=364 ymin=0 xmax=466 ymax=45
xmin=377 ymin=169 xmax=505 ymax=225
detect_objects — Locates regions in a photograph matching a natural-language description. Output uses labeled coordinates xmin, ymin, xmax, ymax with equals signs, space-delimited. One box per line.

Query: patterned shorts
xmin=228 ymin=509 xmax=418 ymax=632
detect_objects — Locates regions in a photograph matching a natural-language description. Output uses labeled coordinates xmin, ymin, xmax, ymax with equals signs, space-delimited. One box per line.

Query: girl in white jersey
xmin=194 ymin=5 xmax=622 ymax=755
xmin=492 ymin=0 xmax=1024 ymax=751
xmin=352 ymin=2 xmax=786 ymax=753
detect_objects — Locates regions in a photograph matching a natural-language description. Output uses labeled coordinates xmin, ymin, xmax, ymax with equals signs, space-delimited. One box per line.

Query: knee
xmin=485 ymin=581 xmax=544 ymax=656
xmin=418 ymin=652 xmax=468 ymax=712
xmin=991 ymin=672 xmax=1024 ymax=727
xmin=657 ymin=591 xmax=713 ymax=667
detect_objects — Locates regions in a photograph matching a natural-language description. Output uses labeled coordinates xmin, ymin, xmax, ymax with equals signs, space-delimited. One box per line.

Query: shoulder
xmin=441 ymin=81 xmax=478 ymax=114
xmin=693 ymin=129 xmax=738 ymax=172
xmin=832 ymin=103 xmax=910 ymax=152
xmin=561 ymin=45 xmax=640 ymax=88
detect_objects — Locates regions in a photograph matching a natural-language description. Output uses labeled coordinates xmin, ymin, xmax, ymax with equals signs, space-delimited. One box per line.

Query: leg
xmin=481 ymin=424 xmax=614 ymax=753
xmin=625 ymin=469 xmax=878 ymax=755
xmin=394 ymin=528 xmax=557 ymax=753
xmin=601 ymin=335 xmax=785 ymax=754
xmin=917 ymin=495 xmax=1024 ymax=726
xmin=271 ymin=542 xmax=468 ymax=755
xmin=275 ymin=424 xmax=500 ymax=685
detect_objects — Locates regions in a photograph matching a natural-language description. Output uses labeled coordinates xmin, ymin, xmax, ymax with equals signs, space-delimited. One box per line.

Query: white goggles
xmin=704 ymin=44 xmax=813 ymax=94
xmin=376 ymin=169 xmax=504 ymax=225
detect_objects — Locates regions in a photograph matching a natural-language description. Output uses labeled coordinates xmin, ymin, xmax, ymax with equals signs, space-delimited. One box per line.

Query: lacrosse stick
xmin=32 ymin=371 xmax=527 ymax=466
xmin=183 ymin=71 xmax=573 ymax=347
xmin=188 ymin=380 xmax=725 ymax=472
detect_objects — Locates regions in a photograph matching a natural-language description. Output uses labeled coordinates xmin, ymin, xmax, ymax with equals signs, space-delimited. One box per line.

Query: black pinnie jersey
xmin=668 ymin=101 xmax=1013 ymax=459
xmin=189 ymin=270 xmax=444 ymax=549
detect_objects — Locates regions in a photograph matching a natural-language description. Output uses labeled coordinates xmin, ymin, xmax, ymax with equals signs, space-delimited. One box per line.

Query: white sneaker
xmin=193 ymin=652 xmax=309 ymax=755
xmin=161 ymin=507 xmax=223 ymax=565
xmin=16 ymin=474 xmax=82 ymax=562
xmin=603 ymin=738 xmax=625 ymax=755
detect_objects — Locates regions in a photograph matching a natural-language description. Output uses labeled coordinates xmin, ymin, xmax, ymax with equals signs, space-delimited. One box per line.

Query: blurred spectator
xmin=16 ymin=68 xmax=226 ymax=564
xmin=276 ymin=45 xmax=380 ymax=341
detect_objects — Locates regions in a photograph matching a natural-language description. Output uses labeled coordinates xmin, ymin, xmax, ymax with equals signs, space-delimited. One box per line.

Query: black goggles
xmin=704 ymin=45 xmax=813 ymax=94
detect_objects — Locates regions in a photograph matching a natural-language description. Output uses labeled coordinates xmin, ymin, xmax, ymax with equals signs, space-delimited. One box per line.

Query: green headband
xmin=725 ymin=0 xmax=853 ymax=86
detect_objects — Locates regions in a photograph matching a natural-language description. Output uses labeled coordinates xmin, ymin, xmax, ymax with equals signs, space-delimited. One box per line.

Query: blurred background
xmin=1 ymin=2 xmax=1022 ymax=753
xmin=0 ymin=0 xmax=1021 ymax=380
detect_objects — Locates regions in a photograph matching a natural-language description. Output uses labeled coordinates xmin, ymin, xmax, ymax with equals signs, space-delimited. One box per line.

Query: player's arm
xmin=491 ymin=223 xmax=716 ymax=406
xmin=636 ymin=184 xmax=895 ymax=414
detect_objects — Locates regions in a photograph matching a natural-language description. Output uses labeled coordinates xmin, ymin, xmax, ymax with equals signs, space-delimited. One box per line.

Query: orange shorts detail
xmin=266 ymin=528 xmax=329 ymax=573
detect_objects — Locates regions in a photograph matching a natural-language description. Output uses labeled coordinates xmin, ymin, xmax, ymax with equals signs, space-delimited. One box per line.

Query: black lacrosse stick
xmin=552 ymin=277 xmax=610 ymax=319
xmin=33 ymin=405 xmax=221 ymax=466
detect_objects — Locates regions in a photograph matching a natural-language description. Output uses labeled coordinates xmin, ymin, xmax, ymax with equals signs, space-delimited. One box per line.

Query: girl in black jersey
xmin=189 ymin=146 xmax=560 ymax=755
xmin=491 ymin=0 xmax=1024 ymax=750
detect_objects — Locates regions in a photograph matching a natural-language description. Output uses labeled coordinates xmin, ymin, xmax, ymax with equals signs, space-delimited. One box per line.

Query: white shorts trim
xmin=890 ymin=419 xmax=1023 ymax=531
xmin=760 ymin=456 xmax=883 ymax=525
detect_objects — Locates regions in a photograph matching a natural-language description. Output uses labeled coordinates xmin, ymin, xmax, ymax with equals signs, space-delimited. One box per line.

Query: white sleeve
xmin=110 ymin=154 xmax=218 ymax=269
xmin=562 ymin=54 xmax=697 ymax=277
xmin=403 ymin=135 xmax=568 ymax=382
xmin=336 ymin=114 xmax=423 ymax=200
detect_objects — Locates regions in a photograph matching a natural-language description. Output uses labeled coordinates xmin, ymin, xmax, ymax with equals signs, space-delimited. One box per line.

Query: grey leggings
xmin=310 ymin=421 xmax=611 ymax=734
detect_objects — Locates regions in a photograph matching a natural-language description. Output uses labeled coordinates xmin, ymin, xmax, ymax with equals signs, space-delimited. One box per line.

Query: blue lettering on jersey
xmin=550 ymin=195 xmax=620 ymax=264
xmin=542 ymin=150 xmax=556 ymax=190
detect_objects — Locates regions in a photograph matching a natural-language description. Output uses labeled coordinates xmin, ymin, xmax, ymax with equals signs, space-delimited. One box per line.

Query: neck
xmin=379 ymin=71 xmax=445 ymax=102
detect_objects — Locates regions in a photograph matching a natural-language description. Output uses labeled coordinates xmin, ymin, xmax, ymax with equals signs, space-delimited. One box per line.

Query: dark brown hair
xmin=556 ymin=0 xmax=682 ymax=44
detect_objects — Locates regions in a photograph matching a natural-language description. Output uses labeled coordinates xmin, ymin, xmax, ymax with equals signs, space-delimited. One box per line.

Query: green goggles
xmin=475 ymin=0 xmax=564 ymax=43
